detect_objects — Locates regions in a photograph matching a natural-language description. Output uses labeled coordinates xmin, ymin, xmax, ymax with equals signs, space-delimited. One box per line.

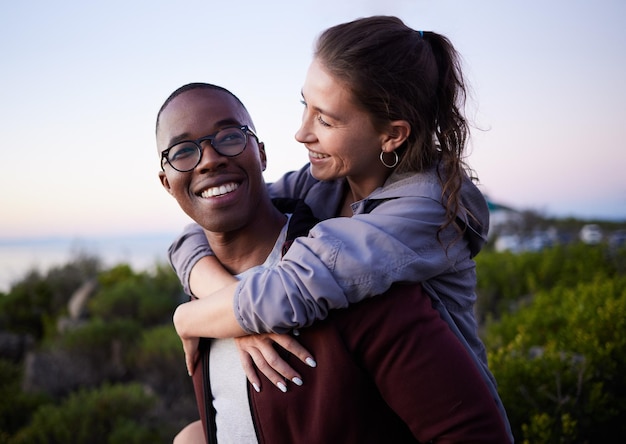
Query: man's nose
xmin=195 ymin=142 xmax=227 ymax=171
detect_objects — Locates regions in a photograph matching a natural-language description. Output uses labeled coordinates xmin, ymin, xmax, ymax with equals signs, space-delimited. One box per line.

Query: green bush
xmin=89 ymin=264 xmax=180 ymax=326
xmin=0 ymin=255 xmax=100 ymax=339
xmin=56 ymin=318 xmax=141 ymax=353
xmin=0 ymin=359 xmax=51 ymax=439
xmin=8 ymin=383 xmax=160 ymax=444
xmin=136 ymin=324 xmax=183 ymax=365
xmin=475 ymin=243 xmax=623 ymax=322
xmin=132 ymin=325 xmax=192 ymax=406
xmin=485 ymin=275 xmax=626 ymax=442
xmin=0 ymin=259 xmax=195 ymax=444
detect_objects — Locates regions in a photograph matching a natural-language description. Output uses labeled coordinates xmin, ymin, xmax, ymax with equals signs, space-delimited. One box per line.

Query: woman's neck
xmin=340 ymin=170 xmax=393 ymax=216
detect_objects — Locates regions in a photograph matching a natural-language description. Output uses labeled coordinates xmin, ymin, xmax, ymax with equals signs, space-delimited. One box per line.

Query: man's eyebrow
xmin=167 ymin=118 xmax=244 ymax=147
xmin=167 ymin=132 xmax=192 ymax=147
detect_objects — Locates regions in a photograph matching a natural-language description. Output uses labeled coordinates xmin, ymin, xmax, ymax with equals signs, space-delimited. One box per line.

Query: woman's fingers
xmin=270 ymin=333 xmax=317 ymax=368
xmin=235 ymin=334 xmax=315 ymax=392
xmin=236 ymin=343 xmax=262 ymax=392
xmin=183 ymin=337 xmax=200 ymax=376
xmin=235 ymin=335 xmax=289 ymax=392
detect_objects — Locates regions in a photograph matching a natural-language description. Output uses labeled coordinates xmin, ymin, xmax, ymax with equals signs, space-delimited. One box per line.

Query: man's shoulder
xmin=271 ymin=198 xmax=319 ymax=255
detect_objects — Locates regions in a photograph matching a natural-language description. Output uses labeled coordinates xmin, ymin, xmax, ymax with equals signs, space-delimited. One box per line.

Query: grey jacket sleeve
xmin=234 ymin=195 xmax=473 ymax=333
xmin=167 ymin=223 xmax=211 ymax=296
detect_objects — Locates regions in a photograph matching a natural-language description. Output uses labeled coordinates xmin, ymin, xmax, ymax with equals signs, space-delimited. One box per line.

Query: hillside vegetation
xmin=477 ymin=242 xmax=626 ymax=442
xmin=1 ymin=237 xmax=625 ymax=442
xmin=0 ymin=257 xmax=196 ymax=443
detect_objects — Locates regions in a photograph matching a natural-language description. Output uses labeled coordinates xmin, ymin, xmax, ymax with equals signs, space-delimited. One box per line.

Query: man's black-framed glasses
xmin=161 ymin=125 xmax=259 ymax=172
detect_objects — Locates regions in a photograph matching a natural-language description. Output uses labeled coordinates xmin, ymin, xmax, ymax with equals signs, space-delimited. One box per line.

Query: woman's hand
xmin=173 ymin=290 xmax=249 ymax=377
xmin=235 ymin=333 xmax=317 ymax=393
xmin=182 ymin=335 xmax=200 ymax=376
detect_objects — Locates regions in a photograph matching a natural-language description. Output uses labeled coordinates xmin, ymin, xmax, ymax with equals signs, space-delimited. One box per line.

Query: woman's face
xmin=295 ymin=58 xmax=391 ymax=199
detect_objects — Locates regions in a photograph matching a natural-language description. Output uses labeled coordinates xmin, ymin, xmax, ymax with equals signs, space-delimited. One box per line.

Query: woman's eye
xmin=317 ymin=115 xmax=331 ymax=127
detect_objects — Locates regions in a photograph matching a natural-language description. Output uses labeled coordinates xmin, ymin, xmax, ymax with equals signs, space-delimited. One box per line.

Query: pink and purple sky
xmin=1 ymin=0 xmax=625 ymax=240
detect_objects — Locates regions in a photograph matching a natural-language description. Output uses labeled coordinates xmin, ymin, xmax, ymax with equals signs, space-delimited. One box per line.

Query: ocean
xmin=0 ymin=234 xmax=176 ymax=293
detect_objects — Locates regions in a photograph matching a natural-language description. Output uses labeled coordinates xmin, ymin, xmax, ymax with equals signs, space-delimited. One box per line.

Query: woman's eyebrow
xmin=301 ymin=90 xmax=342 ymax=121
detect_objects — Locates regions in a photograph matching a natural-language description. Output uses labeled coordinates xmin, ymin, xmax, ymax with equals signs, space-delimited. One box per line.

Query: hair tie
xmin=418 ymin=30 xmax=424 ymax=37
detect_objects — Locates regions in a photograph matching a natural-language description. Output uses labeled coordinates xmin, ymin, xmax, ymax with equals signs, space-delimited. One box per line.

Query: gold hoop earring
xmin=380 ymin=150 xmax=399 ymax=168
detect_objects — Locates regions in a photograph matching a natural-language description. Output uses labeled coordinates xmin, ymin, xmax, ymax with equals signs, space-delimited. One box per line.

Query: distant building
xmin=485 ymin=197 xmax=557 ymax=253
xmin=485 ymin=198 xmax=522 ymax=236
xmin=579 ymin=224 xmax=603 ymax=244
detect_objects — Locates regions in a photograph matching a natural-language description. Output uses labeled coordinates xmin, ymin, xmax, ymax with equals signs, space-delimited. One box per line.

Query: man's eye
xmin=170 ymin=144 xmax=197 ymax=160
xmin=218 ymin=132 xmax=245 ymax=146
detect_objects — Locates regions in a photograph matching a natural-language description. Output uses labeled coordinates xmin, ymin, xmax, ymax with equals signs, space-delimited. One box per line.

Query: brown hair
xmin=314 ymin=16 xmax=473 ymax=237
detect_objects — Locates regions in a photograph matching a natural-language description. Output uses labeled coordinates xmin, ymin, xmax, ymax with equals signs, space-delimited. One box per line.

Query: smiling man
xmin=157 ymin=85 xmax=286 ymax=256
xmin=157 ymin=83 xmax=297 ymax=443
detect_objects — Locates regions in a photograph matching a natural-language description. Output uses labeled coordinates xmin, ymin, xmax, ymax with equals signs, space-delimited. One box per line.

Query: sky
xmin=1 ymin=0 xmax=625 ymax=240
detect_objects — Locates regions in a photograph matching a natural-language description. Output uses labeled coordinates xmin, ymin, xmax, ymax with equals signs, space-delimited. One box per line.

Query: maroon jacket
xmin=191 ymin=200 xmax=510 ymax=443
xmin=249 ymin=282 xmax=509 ymax=443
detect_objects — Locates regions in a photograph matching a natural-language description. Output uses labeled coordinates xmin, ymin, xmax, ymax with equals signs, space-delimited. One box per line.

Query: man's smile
xmin=200 ymin=182 xmax=240 ymax=198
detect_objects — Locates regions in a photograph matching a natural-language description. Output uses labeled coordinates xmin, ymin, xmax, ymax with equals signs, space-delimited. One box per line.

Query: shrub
xmin=136 ymin=324 xmax=183 ymax=365
xmin=89 ymin=265 xmax=181 ymax=326
xmin=133 ymin=325 xmax=192 ymax=405
xmin=0 ymin=255 xmax=100 ymax=339
xmin=8 ymin=383 xmax=161 ymax=444
xmin=56 ymin=318 xmax=141 ymax=353
xmin=1 ymin=259 xmax=194 ymax=443
xmin=0 ymin=359 xmax=50 ymax=439
xmin=486 ymin=275 xmax=626 ymax=442
xmin=475 ymin=243 xmax=623 ymax=322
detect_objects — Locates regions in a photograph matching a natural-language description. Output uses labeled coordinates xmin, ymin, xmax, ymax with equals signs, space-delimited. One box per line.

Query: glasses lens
xmin=167 ymin=143 xmax=201 ymax=172
xmin=213 ymin=127 xmax=247 ymax=156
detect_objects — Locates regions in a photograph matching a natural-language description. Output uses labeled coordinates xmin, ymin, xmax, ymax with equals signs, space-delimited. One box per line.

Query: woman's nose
xmin=295 ymin=116 xmax=315 ymax=144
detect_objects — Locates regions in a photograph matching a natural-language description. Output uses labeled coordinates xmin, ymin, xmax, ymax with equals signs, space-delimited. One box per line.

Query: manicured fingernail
xmin=253 ymin=383 xmax=261 ymax=393
xmin=277 ymin=382 xmax=287 ymax=393
xmin=292 ymin=377 xmax=303 ymax=386
xmin=305 ymin=357 xmax=317 ymax=368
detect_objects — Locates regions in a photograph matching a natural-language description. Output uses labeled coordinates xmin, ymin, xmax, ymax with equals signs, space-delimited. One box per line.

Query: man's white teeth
xmin=309 ymin=150 xmax=329 ymax=159
xmin=201 ymin=182 xmax=239 ymax=198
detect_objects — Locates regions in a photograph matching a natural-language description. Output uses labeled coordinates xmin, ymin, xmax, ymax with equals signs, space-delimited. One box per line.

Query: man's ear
xmin=382 ymin=120 xmax=411 ymax=152
xmin=158 ymin=171 xmax=174 ymax=196
xmin=258 ymin=141 xmax=267 ymax=172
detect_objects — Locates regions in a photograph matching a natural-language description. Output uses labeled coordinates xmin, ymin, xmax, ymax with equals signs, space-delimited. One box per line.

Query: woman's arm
xmin=173 ymin=282 xmax=244 ymax=339
xmin=175 ymin=268 xmax=317 ymax=387
xmin=189 ymin=256 xmax=237 ymax=298
xmin=234 ymin=195 xmax=473 ymax=334
xmin=168 ymin=223 xmax=214 ymax=296
xmin=173 ymin=282 xmax=242 ymax=375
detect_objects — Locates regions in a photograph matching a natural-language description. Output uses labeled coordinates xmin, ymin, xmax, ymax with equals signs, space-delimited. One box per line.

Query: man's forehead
xmin=166 ymin=89 xmax=245 ymax=119
xmin=158 ymin=89 xmax=251 ymax=141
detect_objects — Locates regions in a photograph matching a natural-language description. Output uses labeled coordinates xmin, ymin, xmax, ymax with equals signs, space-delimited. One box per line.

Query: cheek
xmin=164 ymin=173 xmax=190 ymax=198
xmin=338 ymin=133 xmax=381 ymax=164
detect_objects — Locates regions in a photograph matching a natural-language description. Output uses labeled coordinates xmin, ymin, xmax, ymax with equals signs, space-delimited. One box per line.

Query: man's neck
xmin=205 ymin=205 xmax=287 ymax=275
